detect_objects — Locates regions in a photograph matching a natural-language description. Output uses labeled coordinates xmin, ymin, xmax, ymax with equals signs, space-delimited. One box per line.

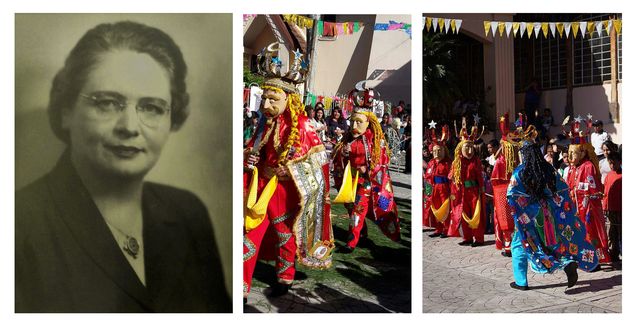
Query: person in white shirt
xmin=591 ymin=119 xmax=611 ymax=158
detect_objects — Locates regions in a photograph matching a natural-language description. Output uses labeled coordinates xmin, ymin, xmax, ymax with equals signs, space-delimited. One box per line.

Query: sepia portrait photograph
xmin=15 ymin=13 xmax=232 ymax=312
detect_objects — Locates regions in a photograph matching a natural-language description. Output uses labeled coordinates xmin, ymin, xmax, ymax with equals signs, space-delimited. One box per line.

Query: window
xmin=514 ymin=13 xmax=622 ymax=91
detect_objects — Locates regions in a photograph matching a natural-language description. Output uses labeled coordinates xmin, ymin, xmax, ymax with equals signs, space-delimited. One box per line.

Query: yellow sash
xmin=333 ymin=161 xmax=359 ymax=204
xmin=461 ymin=198 xmax=482 ymax=229
xmin=244 ymin=167 xmax=278 ymax=231
xmin=430 ymin=198 xmax=451 ymax=223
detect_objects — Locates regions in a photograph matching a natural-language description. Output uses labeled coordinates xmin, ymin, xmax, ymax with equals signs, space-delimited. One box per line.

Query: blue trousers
xmin=511 ymin=230 xmax=529 ymax=287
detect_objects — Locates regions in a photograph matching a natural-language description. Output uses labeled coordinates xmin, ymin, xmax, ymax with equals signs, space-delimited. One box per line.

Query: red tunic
xmin=603 ymin=170 xmax=622 ymax=212
xmin=449 ymin=156 xmax=485 ymax=241
xmin=423 ymin=158 xmax=452 ymax=234
xmin=567 ymin=158 xmax=611 ymax=264
xmin=334 ymin=129 xmax=400 ymax=247
xmin=491 ymin=154 xmax=514 ymax=251
xmin=243 ymin=113 xmax=333 ymax=296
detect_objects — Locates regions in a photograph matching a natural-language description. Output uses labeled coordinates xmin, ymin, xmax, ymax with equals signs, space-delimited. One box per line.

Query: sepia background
xmin=15 ymin=13 xmax=233 ymax=294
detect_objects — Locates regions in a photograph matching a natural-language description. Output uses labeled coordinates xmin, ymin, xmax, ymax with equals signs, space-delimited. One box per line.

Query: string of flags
xmin=304 ymin=92 xmax=392 ymax=117
xmin=283 ymin=14 xmax=314 ymax=29
xmin=423 ymin=17 xmax=464 ymax=34
xmin=482 ymin=19 xmax=622 ymax=39
xmin=317 ymin=20 xmax=365 ymax=37
xmin=373 ymin=21 xmax=412 ymax=38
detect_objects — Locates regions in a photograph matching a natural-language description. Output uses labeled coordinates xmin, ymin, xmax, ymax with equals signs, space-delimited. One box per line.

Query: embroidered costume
xmin=565 ymin=115 xmax=612 ymax=266
xmin=491 ymin=114 xmax=518 ymax=254
xmin=423 ymin=123 xmax=452 ymax=237
xmin=449 ymin=118 xmax=485 ymax=245
xmin=506 ymin=123 xmax=598 ymax=289
xmin=243 ymin=43 xmax=334 ymax=298
xmin=333 ymin=83 xmax=400 ymax=251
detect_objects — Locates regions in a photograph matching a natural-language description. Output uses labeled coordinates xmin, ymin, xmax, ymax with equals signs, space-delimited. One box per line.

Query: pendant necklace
xmin=105 ymin=220 xmax=141 ymax=259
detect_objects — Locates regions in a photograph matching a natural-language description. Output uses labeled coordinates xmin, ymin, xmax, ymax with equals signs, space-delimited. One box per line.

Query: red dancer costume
xmin=565 ymin=115 xmax=612 ymax=267
xmin=491 ymin=114 xmax=519 ymax=255
xmin=243 ymin=43 xmax=334 ymax=299
xmin=333 ymin=83 xmax=400 ymax=252
xmin=423 ymin=122 xmax=452 ymax=237
xmin=449 ymin=118 xmax=485 ymax=246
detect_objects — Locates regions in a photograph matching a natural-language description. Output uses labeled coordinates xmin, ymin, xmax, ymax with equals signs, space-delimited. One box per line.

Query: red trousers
xmin=346 ymin=185 xmax=372 ymax=248
xmin=492 ymin=183 xmax=513 ymax=251
xmin=458 ymin=191 xmax=485 ymax=243
xmin=243 ymin=179 xmax=298 ymax=296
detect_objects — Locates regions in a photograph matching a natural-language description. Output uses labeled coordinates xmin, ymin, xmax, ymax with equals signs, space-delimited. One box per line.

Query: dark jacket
xmin=15 ymin=154 xmax=231 ymax=312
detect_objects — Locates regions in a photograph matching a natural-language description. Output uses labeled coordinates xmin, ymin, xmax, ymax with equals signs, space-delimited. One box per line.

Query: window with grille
xmin=514 ymin=13 xmax=622 ymax=91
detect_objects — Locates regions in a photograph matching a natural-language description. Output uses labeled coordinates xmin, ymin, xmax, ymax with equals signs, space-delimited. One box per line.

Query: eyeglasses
xmin=79 ymin=92 xmax=171 ymax=128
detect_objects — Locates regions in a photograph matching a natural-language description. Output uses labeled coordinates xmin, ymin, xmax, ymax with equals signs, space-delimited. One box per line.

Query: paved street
xmin=423 ymin=230 xmax=622 ymax=313
xmin=244 ymin=169 xmax=412 ymax=313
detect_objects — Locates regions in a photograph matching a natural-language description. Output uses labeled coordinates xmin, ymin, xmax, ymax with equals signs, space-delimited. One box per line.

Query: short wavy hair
xmin=48 ymin=21 xmax=190 ymax=143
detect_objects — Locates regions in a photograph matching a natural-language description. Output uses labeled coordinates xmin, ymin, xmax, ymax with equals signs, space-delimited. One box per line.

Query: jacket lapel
xmin=46 ymin=154 xmax=153 ymax=310
xmin=142 ymin=185 xmax=189 ymax=311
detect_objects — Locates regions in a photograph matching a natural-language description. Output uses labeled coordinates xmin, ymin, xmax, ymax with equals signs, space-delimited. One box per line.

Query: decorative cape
xmin=244 ymin=113 xmax=334 ymax=268
xmin=507 ymin=165 xmax=599 ymax=273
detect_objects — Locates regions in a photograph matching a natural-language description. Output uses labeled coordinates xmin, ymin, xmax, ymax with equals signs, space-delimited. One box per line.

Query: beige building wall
xmin=312 ymin=15 xmax=411 ymax=105
xmin=312 ymin=15 xmax=376 ymax=97
xmin=515 ymin=83 xmax=623 ymax=143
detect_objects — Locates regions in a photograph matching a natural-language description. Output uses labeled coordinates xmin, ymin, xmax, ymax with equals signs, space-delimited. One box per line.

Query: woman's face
xmin=462 ymin=142 xmax=475 ymax=159
xmin=333 ymin=110 xmax=341 ymax=119
xmin=260 ymin=89 xmax=288 ymax=119
xmin=602 ymin=144 xmax=611 ymax=158
xmin=350 ymin=113 xmax=369 ymax=137
xmin=63 ymin=51 xmax=172 ymax=179
xmin=315 ymin=110 xmax=324 ymax=120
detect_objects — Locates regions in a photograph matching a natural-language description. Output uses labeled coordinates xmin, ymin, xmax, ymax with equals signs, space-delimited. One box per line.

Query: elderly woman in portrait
xmin=15 ymin=21 xmax=230 ymax=312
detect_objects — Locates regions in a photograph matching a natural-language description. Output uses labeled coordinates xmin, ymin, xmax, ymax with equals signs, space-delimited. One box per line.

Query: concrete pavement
xmin=423 ymin=230 xmax=622 ymax=313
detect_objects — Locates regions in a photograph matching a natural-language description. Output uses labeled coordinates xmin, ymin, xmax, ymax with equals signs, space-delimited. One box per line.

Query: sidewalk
xmin=244 ymin=171 xmax=413 ymax=313
xmin=423 ymin=230 xmax=622 ymax=313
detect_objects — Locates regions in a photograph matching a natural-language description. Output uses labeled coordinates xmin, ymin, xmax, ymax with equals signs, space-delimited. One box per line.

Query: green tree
xmin=423 ymin=32 xmax=462 ymax=121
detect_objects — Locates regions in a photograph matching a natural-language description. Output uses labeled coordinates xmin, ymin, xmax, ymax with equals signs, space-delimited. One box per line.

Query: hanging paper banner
xmin=541 ymin=22 xmax=549 ymax=38
xmin=563 ymin=22 xmax=571 ymax=38
xmin=587 ymin=21 xmax=595 ymax=37
xmin=432 ymin=17 xmax=621 ymax=39
xmin=613 ymin=19 xmax=622 ymax=34
xmin=596 ymin=21 xmax=603 ymax=37
xmin=579 ymin=21 xmax=587 ymax=37
xmin=534 ymin=23 xmax=541 ymax=38
xmin=484 ymin=21 xmax=491 ymax=37
xmin=571 ymin=22 xmax=580 ymax=38
xmin=513 ymin=22 xmax=521 ymax=37
xmin=283 ymin=14 xmax=314 ymax=29
xmin=526 ymin=22 xmax=534 ymax=38
xmin=374 ymin=21 xmax=412 ymax=38
xmin=498 ymin=22 xmax=505 ymax=37
xmin=490 ymin=21 xmax=498 ymax=37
